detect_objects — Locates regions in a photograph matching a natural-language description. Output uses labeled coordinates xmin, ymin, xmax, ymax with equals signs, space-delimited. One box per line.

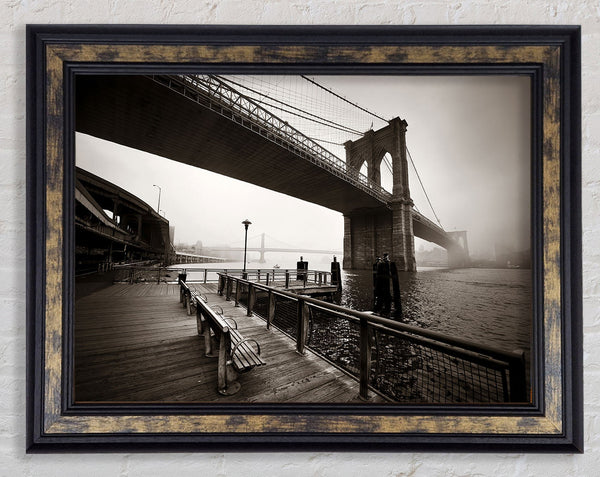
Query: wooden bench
xmin=194 ymin=295 xmax=265 ymax=395
xmin=179 ymin=280 xmax=206 ymax=315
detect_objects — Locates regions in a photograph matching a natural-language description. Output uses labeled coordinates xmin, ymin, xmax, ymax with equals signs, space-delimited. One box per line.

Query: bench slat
xmin=230 ymin=332 xmax=261 ymax=368
xmin=230 ymin=329 xmax=265 ymax=368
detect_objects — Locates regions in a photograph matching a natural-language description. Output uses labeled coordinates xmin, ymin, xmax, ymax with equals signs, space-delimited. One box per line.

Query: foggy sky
xmin=76 ymin=75 xmax=530 ymax=259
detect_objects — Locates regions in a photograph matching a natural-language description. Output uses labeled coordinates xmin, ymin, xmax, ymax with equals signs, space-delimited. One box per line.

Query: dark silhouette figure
xmin=373 ymin=253 xmax=402 ymax=318
xmin=296 ymin=256 xmax=308 ymax=280
xmin=331 ymin=255 xmax=342 ymax=290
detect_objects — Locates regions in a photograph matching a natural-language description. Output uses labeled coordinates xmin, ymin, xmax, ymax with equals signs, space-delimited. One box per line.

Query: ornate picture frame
xmin=26 ymin=25 xmax=582 ymax=452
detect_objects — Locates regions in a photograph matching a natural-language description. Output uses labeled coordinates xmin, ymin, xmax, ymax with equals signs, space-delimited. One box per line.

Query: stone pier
xmin=343 ymin=117 xmax=416 ymax=271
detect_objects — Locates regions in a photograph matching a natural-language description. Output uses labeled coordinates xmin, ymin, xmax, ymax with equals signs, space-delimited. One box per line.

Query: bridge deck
xmin=75 ymin=283 xmax=385 ymax=403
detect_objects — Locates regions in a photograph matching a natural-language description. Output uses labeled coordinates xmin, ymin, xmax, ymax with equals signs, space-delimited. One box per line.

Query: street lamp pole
xmin=152 ymin=184 xmax=161 ymax=213
xmin=242 ymin=219 xmax=252 ymax=278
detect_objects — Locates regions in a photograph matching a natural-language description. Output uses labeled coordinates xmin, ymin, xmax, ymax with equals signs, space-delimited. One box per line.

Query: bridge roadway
xmin=75 ymin=74 xmax=462 ymax=263
xmin=74 ymin=282 xmax=385 ymax=403
xmin=76 ymin=75 xmax=385 ymax=215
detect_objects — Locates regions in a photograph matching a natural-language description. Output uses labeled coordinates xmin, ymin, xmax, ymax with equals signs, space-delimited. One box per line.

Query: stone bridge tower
xmin=343 ymin=117 xmax=416 ymax=271
xmin=446 ymin=230 xmax=470 ymax=268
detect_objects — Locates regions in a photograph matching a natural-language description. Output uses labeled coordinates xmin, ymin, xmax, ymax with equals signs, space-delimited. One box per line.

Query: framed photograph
xmin=27 ymin=25 xmax=582 ymax=452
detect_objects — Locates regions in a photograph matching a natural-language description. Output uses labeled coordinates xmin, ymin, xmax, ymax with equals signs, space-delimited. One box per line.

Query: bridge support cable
xmin=301 ymin=75 xmax=388 ymax=123
xmin=214 ymin=75 xmax=364 ymax=137
xmin=406 ymin=146 xmax=444 ymax=229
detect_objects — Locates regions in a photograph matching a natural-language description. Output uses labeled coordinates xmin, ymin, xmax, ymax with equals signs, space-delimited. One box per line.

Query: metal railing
xmin=216 ymin=273 xmax=527 ymax=404
xmin=172 ymin=268 xmax=332 ymax=287
xmin=148 ymin=74 xmax=393 ymax=205
xmin=113 ymin=266 xmax=332 ymax=286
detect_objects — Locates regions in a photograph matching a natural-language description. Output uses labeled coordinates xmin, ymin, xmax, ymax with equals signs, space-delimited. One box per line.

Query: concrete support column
xmin=136 ymin=214 xmax=142 ymax=240
xmin=343 ymin=215 xmax=352 ymax=269
xmin=113 ymin=200 xmax=120 ymax=225
xmin=391 ymin=200 xmax=416 ymax=271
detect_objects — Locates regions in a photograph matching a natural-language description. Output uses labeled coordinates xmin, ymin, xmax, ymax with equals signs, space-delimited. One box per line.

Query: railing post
xmin=508 ymin=350 xmax=527 ymax=402
xmin=285 ymin=271 xmax=290 ymax=289
xmin=247 ymin=283 xmax=255 ymax=317
xmin=296 ymin=297 xmax=309 ymax=355
xmin=186 ymin=292 xmax=193 ymax=315
xmin=225 ymin=277 xmax=232 ymax=301
xmin=267 ymin=290 xmax=275 ymax=330
xmin=314 ymin=271 xmax=317 ymax=283
xmin=234 ymin=279 xmax=240 ymax=307
xmin=324 ymin=272 xmax=328 ymax=285
xmin=204 ymin=269 xmax=208 ymax=284
xmin=257 ymin=270 xmax=261 ymax=282
xmin=359 ymin=317 xmax=371 ymax=401
xmin=266 ymin=272 xmax=270 ymax=286
xmin=218 ymin=275 xmax=224 ymax=296
xmin=318 ymin=272 xmax=322 ymax=286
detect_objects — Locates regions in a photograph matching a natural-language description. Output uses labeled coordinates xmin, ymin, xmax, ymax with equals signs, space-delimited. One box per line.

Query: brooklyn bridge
xmin=75 ymin=73 xmax=469 ymax=270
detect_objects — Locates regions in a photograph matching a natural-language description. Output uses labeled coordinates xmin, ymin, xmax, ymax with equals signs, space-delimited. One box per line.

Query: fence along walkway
xmin=218 ymin=273 xmax=528 ymax=404
xmin=113 ymin=266 xmax=334 ymax=289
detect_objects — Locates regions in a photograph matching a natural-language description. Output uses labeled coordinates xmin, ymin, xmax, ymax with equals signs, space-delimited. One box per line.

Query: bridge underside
xmin=76 ymin=75 xmax=384 ymax=215
xmin=76 ymin=75 xmax=468 ymax=271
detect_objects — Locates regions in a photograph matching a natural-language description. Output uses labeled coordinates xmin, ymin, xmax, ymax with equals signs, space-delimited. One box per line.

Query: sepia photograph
xmin=73 ymin=73 xmax=533 ymax=405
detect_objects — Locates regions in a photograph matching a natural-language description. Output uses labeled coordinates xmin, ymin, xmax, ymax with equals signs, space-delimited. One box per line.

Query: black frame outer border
xmin=26 ymin=25 xmax=582 ymax=453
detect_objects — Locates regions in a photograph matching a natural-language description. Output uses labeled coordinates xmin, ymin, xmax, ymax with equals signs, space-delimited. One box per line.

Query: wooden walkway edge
xmin=74 ymin=283 xmax=385 ymax=403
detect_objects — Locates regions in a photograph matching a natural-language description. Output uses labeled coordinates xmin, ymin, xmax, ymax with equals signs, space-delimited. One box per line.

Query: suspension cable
xmin=307 ymin=137 xmax=345 ymax=146
xmin=215 ymin=75 xmax=364 ymax=136
xmin=382 ymin=154 xmax=394 ymax=175
xmin=406 ymin=147 xmax=443 ymax=228
xmin=301 ymin=75 xmax=388 ymax=123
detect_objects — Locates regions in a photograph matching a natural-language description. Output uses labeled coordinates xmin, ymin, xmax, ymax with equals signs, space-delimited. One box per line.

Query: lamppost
xmin=241 ymin=219 xmax=251 ymax=278
xmin=152 ymin=184 xmax=161 ymax=213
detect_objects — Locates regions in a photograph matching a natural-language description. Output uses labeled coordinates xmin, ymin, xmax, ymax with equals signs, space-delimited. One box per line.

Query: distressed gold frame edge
xmin=27 ymin=25 xmax=582 ymax=452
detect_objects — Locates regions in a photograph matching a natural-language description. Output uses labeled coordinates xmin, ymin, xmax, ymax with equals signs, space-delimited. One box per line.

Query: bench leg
xmin=204 ymin=329 xmax=219 ymax=358
xmin=196 ymin=311 xmax=203 ymax=335
xmin=217 ymin=338 xmax=241 ymax=395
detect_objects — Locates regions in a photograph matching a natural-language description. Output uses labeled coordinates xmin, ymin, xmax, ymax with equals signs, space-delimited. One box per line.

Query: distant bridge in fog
xmin=203 ymin=233 xmax=341 ymax=263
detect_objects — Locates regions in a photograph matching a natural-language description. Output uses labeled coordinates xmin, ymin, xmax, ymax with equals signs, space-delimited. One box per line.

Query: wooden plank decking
xmin=75 ymin=282 xmax=385 ymax=403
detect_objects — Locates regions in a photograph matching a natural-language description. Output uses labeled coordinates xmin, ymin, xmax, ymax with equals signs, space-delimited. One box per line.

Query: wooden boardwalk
xmin=75 ymin=282 xmax=385 ymax=403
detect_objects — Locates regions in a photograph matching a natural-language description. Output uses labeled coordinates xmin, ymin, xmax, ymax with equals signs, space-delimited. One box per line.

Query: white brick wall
xmin=1 ymin=1 xmax=596 ymax=475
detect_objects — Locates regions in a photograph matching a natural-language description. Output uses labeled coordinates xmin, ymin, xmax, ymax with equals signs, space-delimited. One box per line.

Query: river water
xmin=175 ymin=260 xmax=532 ymax=356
